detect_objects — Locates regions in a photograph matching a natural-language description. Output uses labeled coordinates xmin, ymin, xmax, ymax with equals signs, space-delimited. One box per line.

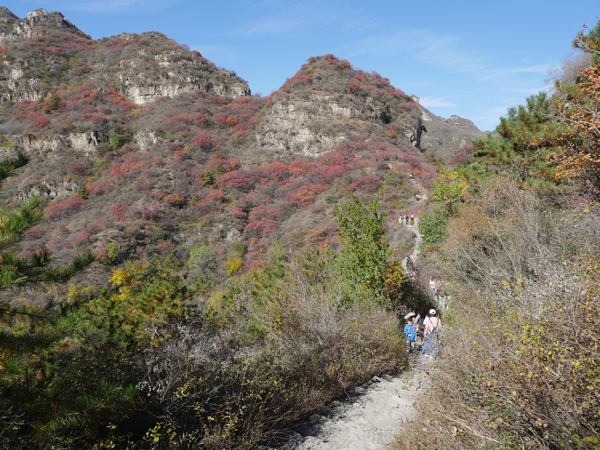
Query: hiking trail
xmin=260 ymin=178 xmax=433 ymax=450
xmin=261 ymin=356 xmax=434 ymax=450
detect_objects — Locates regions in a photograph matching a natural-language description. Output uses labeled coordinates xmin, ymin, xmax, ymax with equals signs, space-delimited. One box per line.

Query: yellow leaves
xmin=109 ymin=268 xmax=133 ymax=287
xmin=226 ymin=257 xmax=243 ymax=276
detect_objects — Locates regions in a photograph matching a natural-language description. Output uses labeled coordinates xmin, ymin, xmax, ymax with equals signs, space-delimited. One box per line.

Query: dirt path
xmin=262 ymin=356 xmax=433 ymax=450
xmin=260 ymin=178 xmax=433 ymax=450
xmin=401 ymin=178 xmax=427 ymax=271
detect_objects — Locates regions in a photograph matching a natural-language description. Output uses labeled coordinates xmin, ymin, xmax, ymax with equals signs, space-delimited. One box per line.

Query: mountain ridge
xmin=0 ymin=7 xmax=482 ymax=303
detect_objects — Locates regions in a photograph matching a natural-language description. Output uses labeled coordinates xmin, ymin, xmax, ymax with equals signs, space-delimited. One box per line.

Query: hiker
xmin=410 ymin=214 xmax=415 ymax=225
xmin=404 ymin=213 xmax=409 ymax=225
xmin=403 ymin=309 xmax=421 ymax=323
xmin=404 ymin=319 xmax=417 ymax=353
xmin=422 ymin=309 xmax=441 ymax=359
xmin=429 ymin=278 xmax=436 ymax=297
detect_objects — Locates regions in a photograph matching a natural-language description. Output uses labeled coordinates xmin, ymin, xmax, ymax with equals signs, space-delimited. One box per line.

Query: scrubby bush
xmin=396 ymin=181 xmax=600 ymax=449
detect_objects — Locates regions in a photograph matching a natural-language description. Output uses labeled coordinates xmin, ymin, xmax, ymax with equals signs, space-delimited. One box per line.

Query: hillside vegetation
xmin=0 ymin=8 xmax=452 ymax=449
xmin=396 ymin=20 xmax=600 ymax=450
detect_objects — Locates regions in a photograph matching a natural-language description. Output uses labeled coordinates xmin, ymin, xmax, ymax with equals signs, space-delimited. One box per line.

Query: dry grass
xmin=394 ymin=181 xmax=600 ymax=449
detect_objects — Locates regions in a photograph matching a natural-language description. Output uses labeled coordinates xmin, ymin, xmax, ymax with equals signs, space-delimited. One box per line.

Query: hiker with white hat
xmin=422 ymin=309 xmax=442 ymax=359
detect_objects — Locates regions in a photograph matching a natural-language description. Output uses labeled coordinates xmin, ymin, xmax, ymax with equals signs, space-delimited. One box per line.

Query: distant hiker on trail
xmin=422 ymin=309 xmax=441 ymax=359
xmin=410 ymin=214 xmax=415 ymax=225
xmin=404 ymin=319 xmax=417 ymax=353
xmin=429 ymin=277 xmax=436 ymax=298
xmin=409 ymin=173 xmax=413 ymax=179
xmin=404 ymin=213 xmax=409 ymax=225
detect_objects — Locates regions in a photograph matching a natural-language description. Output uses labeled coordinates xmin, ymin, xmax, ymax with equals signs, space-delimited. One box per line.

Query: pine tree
xmin=335 ymin=192 xmax=389 ymax=305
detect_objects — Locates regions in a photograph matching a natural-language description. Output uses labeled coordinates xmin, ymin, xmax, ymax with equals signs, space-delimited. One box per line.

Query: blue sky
xmin=5 ymin=0 xmax=600 ymax=131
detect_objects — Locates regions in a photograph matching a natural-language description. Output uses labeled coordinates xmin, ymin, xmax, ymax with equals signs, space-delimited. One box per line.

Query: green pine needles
xmin=335 ymin=192 xmax=390 ymax=306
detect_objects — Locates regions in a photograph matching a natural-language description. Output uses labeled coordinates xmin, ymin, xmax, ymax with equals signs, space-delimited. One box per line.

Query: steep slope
xmin=0 ymin=11 xmax=463 ymax=308
xmin=0 ymin=8 xmax=249 ymax=105
xmin=416 ymin=98 xmax=488 ymax=164
xmin=0 ymin=7 xmax=86 ymax=45
xmin=256 ymin=55 xmax=423 ymax=158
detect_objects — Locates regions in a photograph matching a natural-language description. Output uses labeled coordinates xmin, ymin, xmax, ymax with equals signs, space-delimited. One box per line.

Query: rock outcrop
xmin=256 ymin=55 xmax=423 ymax=157
xmin=0 ymin=8 xmax=250 ymax=105
xmin=0 ymin=7 xmax=86 ymax=45
xmin=1 ymin=132 xmax=100 ymax=158
xmin=418 ymin=105 xmax=488 ymax=164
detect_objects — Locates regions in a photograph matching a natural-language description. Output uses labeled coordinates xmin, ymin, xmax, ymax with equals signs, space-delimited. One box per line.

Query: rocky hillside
xmin=0 ymin=8 xmax=482 ymax=305
xmin=0 ymin=6 xmax=86 ymax=45
xmin=416 ymin=99 xmax=488 ymax=164
xmin=256 ymin=55 xmax=424 ymax=158
xmin=0 ymin=7 xmax=249 ymax=106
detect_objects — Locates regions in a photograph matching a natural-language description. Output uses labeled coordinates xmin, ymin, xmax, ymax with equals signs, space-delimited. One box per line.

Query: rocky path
xmin=262 ymin=356 xmax=433 ymax=450
xmin=401 ymin=223 xmax=422 ymax=272
xmin=261 ymin=177 xmax=433 ymax=450
xmin=401 ymin=178 xmax=427 ymax=271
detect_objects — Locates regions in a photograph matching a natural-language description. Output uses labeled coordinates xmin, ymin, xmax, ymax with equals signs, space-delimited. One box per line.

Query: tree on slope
xmin=335 ymin=192 xmax=389 ymax=306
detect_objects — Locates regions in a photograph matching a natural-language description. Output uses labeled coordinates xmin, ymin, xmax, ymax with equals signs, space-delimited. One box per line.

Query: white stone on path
xmin=264 ymin=356 xmax=433 ymax=450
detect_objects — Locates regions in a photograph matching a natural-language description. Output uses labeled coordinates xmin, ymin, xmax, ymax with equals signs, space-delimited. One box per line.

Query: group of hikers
xmin=399 ymin=213 xmax=417 ymax=226
xmin=403 ymin=308 xmax=441 ymax=359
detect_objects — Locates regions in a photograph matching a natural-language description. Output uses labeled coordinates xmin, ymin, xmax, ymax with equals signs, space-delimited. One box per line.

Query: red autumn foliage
xmin=86 ymin=178 xmax=111 ymax=197
xmin=192 ymin=133 xmax=221 ymax=149
xmin=110 ymin=202 xmax=129 ymax=220
xmin=45 ymin=197 xmax=86 ymax=221
xmin=35 ymin=116 xmax=51 ymax=129
xmin=70 ymin=162 xmax=88 ymax=175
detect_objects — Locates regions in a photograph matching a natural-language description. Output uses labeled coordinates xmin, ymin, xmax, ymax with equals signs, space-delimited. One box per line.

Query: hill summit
xmin=0 ymin=7 xmax=87 ymax=44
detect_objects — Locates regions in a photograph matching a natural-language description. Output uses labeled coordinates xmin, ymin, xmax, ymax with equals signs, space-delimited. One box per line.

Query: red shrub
xmin=340 ymin=59 xmax=352 ymax=70
xmin=86 ymin=178 xmax=111 ymax=197
xmin=232 ymin=209 xmax=247 ymax=220
xmin=192 ymin=133 xmax=221 ymax=149
xmin=26 ymin=226 xmax=45 ymax=239
xmin=193 ymin=112 xmax=207 ymax=124
xmin=286 ymin=184 xmax=328 ymax=207
xmin=347 ymin=80 xmax=360 ymax=92
xmin=72 ymin=229 xmax=91 ymax=246
xmin=349 ymin=175 xmax=380 ymax=193
xmin=70 ymin=162 xmax=88 ymax=175
xmin=225 ymin=116 xmax=238 ymax=126
xmin=35 ymin=116 xmax=50 ymax=129
xmin=110 ymin=202 xmax=129 ymax=220
xmin=163 ymin=193 xmax=186 ymax=208
xmin=212 ymin=112 xmax=227 ymax=125
xmin=45 ymin=197 xmax=86 ymax=221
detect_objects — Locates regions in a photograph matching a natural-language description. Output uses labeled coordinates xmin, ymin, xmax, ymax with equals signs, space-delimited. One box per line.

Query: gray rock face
xmin=419 ymin=107 xmax=488 ymax=164
xmin=16 ymin=179 xmax=79 ymax=201
xmin=257 ymin=92 xmax=421 ymax=158
xmin=4 ymin=132 xmax=100 ymax=157
xmin=0 ymin=7 xmax=86 ymax=45
xmin=0 ymin=9 xmax=251 ymax=106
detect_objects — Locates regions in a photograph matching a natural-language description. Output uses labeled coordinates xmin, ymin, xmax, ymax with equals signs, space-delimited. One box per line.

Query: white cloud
xmin=481 ymin=64 xmax=549 ymax=80
xmin=419 ymin=96 xmax=456 ymax=108
xmin=236 ymin=2 xmax=381 ymax=38
xmin=349 ymin=28 xmax=492 ymax=74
